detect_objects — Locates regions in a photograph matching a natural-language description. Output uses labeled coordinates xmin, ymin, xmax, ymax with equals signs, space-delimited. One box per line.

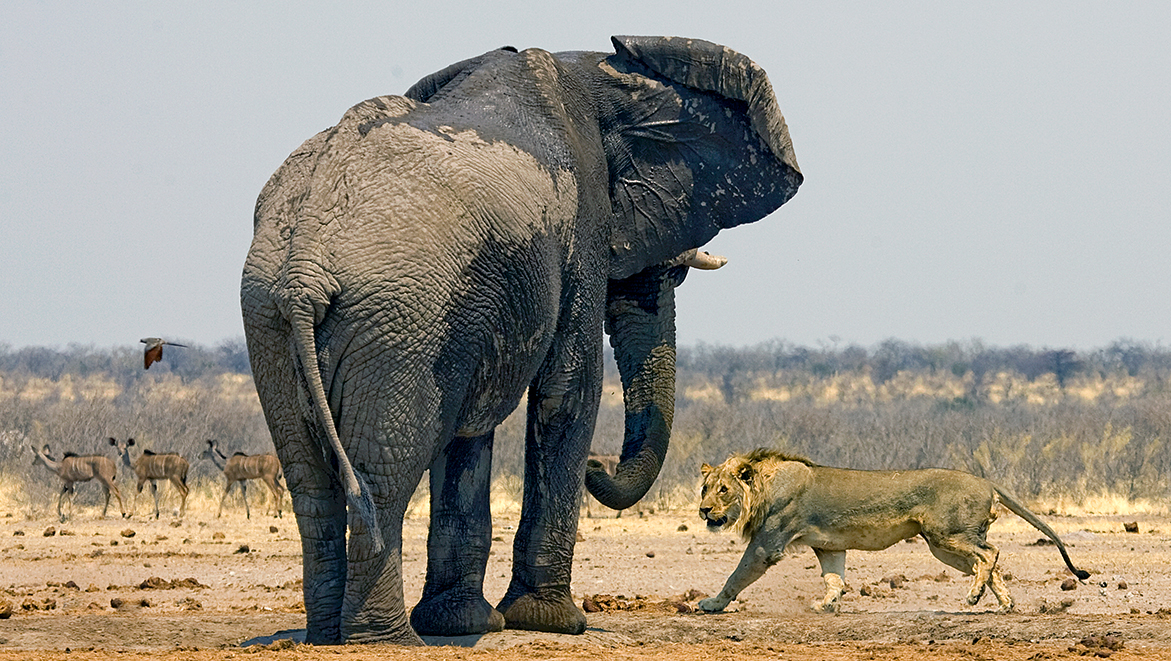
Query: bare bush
xmin=5 ymin=338 xmax=1171 ymax=516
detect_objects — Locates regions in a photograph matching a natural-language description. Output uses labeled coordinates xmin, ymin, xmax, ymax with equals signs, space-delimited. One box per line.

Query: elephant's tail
xmin=287 ymin=297 xmax=384 ymax=554
xmin=993 ymin=484 xmax=1088 ymax=580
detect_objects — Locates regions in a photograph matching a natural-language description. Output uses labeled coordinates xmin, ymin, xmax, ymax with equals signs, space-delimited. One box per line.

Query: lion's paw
xmin=698 ymin=597 xmax=729 ymax=613
xmin=811 ymin=600 xmax=840 ymax=614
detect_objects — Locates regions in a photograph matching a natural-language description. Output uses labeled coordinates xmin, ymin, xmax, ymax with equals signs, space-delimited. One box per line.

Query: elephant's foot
xmin=497 ymin=590 xmax=586 ymax=634
xmin=304 ymin=620 xmax=342 ymax=646
xmin=342 ymin=615 xmax=425 ymax=646
xmin=411 ymin=590 xmax=504 ymax=636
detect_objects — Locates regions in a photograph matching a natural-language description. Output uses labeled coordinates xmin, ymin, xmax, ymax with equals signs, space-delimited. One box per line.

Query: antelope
xmin=31 ymin=444 xmax=126 ymax=522
xmin=200 ymin=439 xmax=284 ymax=518
xmin=108 ymin=437 xmax=190 ymax=519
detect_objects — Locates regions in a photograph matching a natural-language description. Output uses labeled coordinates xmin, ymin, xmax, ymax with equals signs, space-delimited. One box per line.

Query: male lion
xmin=697 ymin=449 xmax=1089 ymax=614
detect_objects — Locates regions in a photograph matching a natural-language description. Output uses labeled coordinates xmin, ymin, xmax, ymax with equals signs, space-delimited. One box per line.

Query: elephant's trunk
xmin=586 ymin=264 xmax=688 ymax=510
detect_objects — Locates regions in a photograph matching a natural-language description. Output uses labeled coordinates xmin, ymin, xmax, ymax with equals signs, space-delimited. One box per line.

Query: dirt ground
xmin=0 ymin=497 xmax=1170 ymax=661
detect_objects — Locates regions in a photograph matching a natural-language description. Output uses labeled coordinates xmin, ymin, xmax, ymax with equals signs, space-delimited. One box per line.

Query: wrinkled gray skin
xmin=242 ymin=36 xmax=802 ymax=645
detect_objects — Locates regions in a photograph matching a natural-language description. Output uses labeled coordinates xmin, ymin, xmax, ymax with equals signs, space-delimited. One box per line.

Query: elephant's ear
xmin=404 ymin=46 xmax=518 ymax=102
xmin=604 ymin=36 xmax=803 ymax=279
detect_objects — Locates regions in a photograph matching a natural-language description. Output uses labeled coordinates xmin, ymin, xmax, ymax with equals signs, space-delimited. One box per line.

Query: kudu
xmin=200 ymin=439 xmax=284 ymax=518
xmin=31 ymin=444 xmax=126 ymax=522
xmin=109 ymin=437 xmax=190 ymax=519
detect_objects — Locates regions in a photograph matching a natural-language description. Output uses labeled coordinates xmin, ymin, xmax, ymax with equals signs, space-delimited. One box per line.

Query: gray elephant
xmin=242 ymin=36 xmax=802 ymax=644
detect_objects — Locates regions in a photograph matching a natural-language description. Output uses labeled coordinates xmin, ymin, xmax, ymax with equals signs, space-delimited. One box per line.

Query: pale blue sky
xmin=2 ymin=2 xmax=1169 ymax=351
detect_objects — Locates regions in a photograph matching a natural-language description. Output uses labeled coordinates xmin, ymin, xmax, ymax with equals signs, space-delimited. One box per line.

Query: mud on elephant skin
xmin=242 ymin=35 xmax=802 ymax=644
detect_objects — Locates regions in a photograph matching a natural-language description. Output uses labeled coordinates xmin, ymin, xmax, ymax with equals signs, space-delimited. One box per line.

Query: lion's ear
xmin=737 ymin=463 xmax=755 ymax=484
xmin=701 ymin=463 xmax=713 ymax=477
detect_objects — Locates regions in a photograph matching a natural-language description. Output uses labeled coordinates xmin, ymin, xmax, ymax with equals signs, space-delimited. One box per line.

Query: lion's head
xmin=699 ymin=449 xmax=814 ymax=540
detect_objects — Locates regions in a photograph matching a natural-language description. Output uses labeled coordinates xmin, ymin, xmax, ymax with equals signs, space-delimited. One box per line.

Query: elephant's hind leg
xmin=411 ymin=432 xmax=504 ymax=636
xmin=284 ymin=453 xmax=349 ymax=644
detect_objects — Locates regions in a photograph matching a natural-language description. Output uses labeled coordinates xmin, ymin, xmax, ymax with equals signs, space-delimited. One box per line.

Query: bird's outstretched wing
xmin=144 ymin=344 xmax=164 ymax=369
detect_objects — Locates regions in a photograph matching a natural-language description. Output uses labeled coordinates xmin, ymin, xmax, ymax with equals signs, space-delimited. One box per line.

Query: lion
xmin=696 ymin=449 xmax=1089 ymax=614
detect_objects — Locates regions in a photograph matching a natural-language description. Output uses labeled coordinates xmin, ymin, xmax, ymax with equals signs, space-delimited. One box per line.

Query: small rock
xmin=576 ymin=531 xmax=585 ymax=542
xmin=1061 ymin=578 xmax=1078 ymax=591
xmin=21 ymin=598 xmax=55 ymax=611
xmin=176 ymin=596 xmax=202 ymax=610
xmin=169 ymin=520 xmax=182 ymax=528
xmin=269 ymin=526 xmax=279 ymax=533
xmin=42 ymin=527 xmax=56 ymax=537
xmin=140 ymin=577 xmax=170 ymax=590
xmin=212 ymin=532 xmax=226 ymax=540
xmin=677 ymin=524 xmax=688 ymax=532
xmin=1037 ymin=597 xmax=1076 ymax=614
xmin=120 ymin=529 xmax=136 ymax=538
xmin=1123 ymin=522 xmax=1139 ymax=533
xmin=645 ymin=550 xmax=655 ymax=558
xmin=63 ymin=581 xmax=79 ymax=590
xmin=0 ymin=599 xmax=12 ymax=619
xmin=59 ymin=529 xmax=75 ymax=536
xmin=235 ymin=544 xmax=251 ymax=554
xmin=582 ymin=596 xmax=602 ymax=613
xmin=12 ymin=531 xmax=24 ymax=536
xmin=1118 ymin=581 xmax=1128 ymax=590
xmin=883 ymin=573 xmax=908 ymax=589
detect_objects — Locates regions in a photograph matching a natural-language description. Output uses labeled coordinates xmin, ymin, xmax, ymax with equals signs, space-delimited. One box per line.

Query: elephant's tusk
xmin=684 ymin=250 xmax=728 ymax=270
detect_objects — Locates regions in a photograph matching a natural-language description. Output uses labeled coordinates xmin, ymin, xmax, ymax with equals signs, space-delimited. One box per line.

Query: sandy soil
xmin=0 ymin=499 xmax=1169 ymax=660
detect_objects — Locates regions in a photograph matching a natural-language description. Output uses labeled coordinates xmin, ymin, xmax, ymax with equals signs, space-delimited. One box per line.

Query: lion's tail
xmin=993 ymin=485 xmax=1089 ymax=580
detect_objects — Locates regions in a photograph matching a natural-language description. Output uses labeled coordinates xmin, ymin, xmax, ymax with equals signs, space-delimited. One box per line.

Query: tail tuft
xmin=346 ymin=473 xmax=384 ymax=555
xmin=1075 ymin=569 xmax=1090 ymax=580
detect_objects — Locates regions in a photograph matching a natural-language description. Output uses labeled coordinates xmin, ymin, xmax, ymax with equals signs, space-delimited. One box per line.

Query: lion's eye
xmin=718 ymin=485 xmax=727 ymax=494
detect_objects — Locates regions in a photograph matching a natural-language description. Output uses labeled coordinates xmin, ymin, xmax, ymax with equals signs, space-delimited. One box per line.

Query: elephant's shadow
xmin=240 ymin=626 xmax=618 ymax=648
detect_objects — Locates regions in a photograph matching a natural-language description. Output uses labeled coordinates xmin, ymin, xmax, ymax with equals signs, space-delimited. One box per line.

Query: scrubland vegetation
xmin=2 ymin=338 xmax=1169 ymax=517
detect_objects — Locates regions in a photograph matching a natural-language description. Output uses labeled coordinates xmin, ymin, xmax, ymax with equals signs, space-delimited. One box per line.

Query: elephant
xmin=241 ymin=35 xmax=802 ymax=645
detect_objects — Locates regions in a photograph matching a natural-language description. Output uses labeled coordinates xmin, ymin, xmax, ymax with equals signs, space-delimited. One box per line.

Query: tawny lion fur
xmin=697 ymin=449 xmax=1088 ymax=614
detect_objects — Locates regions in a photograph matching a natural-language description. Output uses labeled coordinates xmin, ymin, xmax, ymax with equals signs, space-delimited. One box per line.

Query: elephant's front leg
xmin=411 ymin=432 xmax=504 ymax=636
xmin=497 ymin=344 xmax=601 ymax=634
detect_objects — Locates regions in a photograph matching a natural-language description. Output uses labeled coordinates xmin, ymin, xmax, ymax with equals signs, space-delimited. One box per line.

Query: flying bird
xmin=140 ymin=337 xmax=188 ymax=369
